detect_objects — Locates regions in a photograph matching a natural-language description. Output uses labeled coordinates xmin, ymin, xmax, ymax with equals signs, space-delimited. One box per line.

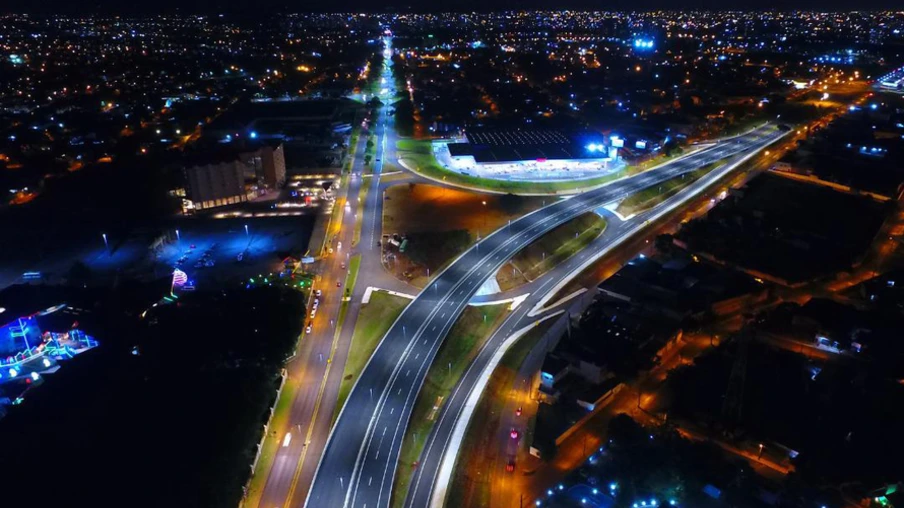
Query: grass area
xmin=383 ymin=182 xmax=546 ymax=236
xmin=244 ymin=373 xmax=299 ymax=506
xmin=397 ymin=139 xmax=642 ymax=195
xmin=382 ymin=183 xmax=546 ymax=287
xmin=390 ymin=303 xmax=510 ymax=508
xmin=446 ymin=321 xmax=553 ymax=508
xmin=615 ymin=163 xmax=717 ymax=218
xmin=326 ymin=253 xmax=363 ymax=420
xmin=721 ymin=115 xmax=770 ymax=137
xmin=496 ymin=212 xmax=607 ymax=291
xmin=364 ymin=133 xmax=378 ymax=169
xmin=352 ymin=181 xmax=368 ymax=249
xmin=333 ymin=291 xmax=411 ymax=422
xmin=346 ymin=130 xmax=361 ymax=173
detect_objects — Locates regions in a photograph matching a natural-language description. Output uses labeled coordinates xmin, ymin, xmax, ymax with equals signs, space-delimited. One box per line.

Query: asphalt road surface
xmin=305 ymin=126 xmax=784 ymax=508
xmin=405 ymin=133 xmax=788 ymax=508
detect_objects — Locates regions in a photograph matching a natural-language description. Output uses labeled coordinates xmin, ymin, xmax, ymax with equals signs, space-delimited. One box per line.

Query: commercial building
xmin=446 ymin=127 xmax=617 ymax=166
xmin=436 ymin=127 xmax=623 ymax=182
xmin=182 ymin=142 xmax=287 ymax=212
xmin=876 ymin=65 xmax=904 ymax=93
xmin=241 ymin=143 xmax=287 ymax=191
xmin=183 ymin=157 xmax=248 ymax=211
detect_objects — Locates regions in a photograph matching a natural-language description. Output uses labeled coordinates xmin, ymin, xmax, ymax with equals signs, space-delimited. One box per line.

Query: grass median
xmin=332 ymin=290 xmax=411 ymax=423
xmin=496 ymin=212 xmax=607 ymax=291
xmin=390 ymin=302 xmax=510 ymax=508
xmin=352 ymin=180 xmax=368 ymax=249
xmin=615 ymin=162 xmax=717 ymax=217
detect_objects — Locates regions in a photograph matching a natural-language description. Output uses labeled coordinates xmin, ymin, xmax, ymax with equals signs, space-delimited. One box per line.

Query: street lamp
xmin=102 ymin=233 xmax=108 ymax=249
xmin=244 ymin=224 xmax=249 ymax=236
xmin=175 ymin=229 xmax=180 ymax=242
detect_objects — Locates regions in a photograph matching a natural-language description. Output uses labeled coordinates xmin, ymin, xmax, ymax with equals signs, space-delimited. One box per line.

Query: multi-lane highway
xmin=406 ymin=134 xmax=788 ymax=508
xmin=305 ymin=125 xmax=784 ymax=508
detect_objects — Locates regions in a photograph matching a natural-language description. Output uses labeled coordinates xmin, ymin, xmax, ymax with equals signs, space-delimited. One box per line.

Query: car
xmin=340 ymin=262 xmax=346 ymax=269
xmin=515 ymin=406 xmax=522 ymax=417
xmin=314 ymin=297 xmax=320 ymax=306
xmin=336 ymin=280 xmax=342 ymax=287
xmin=305 ymin=323 xmax=312 ymax=334
xmin=338 ymin=241 xmax=343 ymax=250
xmin=505 ymin=459 xmax=515 ymax=473
xmin=315 ymin=289 xmax=322 ymax=298
xmin=310 ymin=309 xmax=316 ymax=319
xmin=510 ymin=428 xmax=519 ymax=440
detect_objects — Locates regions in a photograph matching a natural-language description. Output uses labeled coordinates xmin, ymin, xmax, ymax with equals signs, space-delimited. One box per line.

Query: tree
xmin=607 ymin=414 xmax=646 ymax=448
xmin=394 ymin=98 xmax=416 ymax=137
xmin=68 ymin=261 xmax=93 ymax=285
xmin=654 ymin=234 xmax=675 ymax=255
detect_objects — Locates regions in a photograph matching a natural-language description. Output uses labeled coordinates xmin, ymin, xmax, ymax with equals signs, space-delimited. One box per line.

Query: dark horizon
xmin=2 ymin=1 xmax=903 ymax=15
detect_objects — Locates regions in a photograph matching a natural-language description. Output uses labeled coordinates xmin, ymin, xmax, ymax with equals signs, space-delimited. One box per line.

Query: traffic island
xmin=381 ymin=182 xmax=546 ymax=287
xmin=495 ymin=212 xmax=607 ymax=291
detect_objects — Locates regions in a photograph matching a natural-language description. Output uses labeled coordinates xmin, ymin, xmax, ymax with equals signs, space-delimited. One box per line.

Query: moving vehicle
xmin=305 ymin=323 xmax=312 ymax=334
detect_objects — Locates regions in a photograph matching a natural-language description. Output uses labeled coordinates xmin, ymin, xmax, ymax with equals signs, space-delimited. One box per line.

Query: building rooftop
xmin=449 ymin=127 xmax=607 ymax=163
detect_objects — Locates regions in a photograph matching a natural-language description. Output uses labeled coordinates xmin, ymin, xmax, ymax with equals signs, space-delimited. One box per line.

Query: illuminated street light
xmin=102 ymin=233 xmax=108 ymax=249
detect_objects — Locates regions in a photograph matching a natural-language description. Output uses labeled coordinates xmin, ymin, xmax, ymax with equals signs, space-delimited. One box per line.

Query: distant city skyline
xmin=3 ymin=1 xmax=902 ymax=14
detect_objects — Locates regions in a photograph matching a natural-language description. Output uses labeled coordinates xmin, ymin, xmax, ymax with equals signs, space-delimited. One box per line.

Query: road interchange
xmin=305 ymin=125 xmax=785 ymax=508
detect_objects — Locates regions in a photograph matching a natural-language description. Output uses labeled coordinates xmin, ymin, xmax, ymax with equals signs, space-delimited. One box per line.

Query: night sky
xmin=2 ymin=0 xmax=899 ymax=15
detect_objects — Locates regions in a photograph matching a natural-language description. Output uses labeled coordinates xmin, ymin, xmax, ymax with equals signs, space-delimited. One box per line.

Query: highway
xmin=305 ymin=125 xmax=784 ymax=508
xmin=406 ymin=135 xmax=788 ymax=508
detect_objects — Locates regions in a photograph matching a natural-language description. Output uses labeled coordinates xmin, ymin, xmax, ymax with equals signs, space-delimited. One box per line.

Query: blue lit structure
xmin=0 ymin=305 xmax=97 ymax=374
xmin=876 ymin=65 xmax=904 ymax=93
